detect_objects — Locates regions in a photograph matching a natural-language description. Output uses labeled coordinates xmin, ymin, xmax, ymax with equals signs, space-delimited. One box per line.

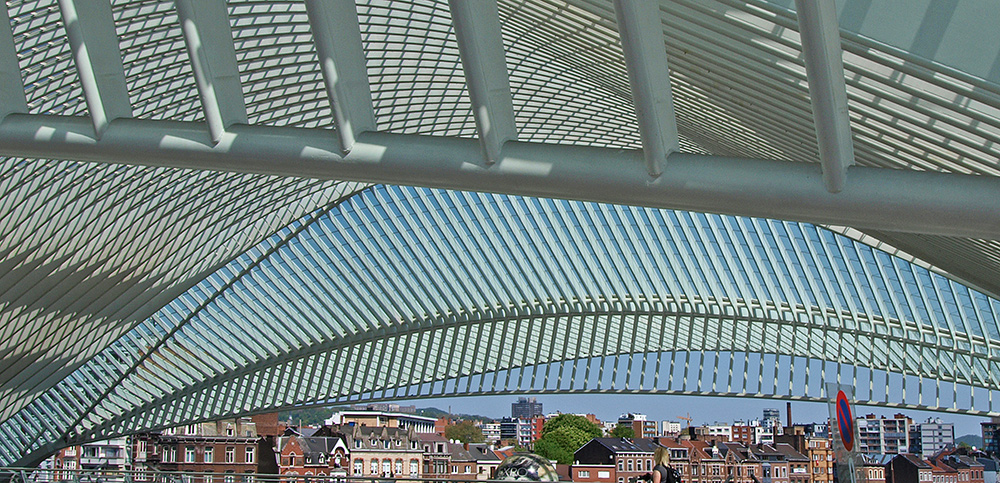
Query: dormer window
xmin=354 ymin=440 xmax=361 ymax=449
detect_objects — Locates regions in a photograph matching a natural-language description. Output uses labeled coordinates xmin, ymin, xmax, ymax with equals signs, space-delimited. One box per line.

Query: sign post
xmin=827 ymin=383 xmax=863 ymax=483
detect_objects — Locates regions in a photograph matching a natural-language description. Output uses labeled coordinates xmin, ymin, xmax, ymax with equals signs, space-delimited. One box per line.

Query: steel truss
xmin=2 ymin=0 xmax=1000 ymax=468
xmin=4 ymin=186 xmax=1000 ymax=466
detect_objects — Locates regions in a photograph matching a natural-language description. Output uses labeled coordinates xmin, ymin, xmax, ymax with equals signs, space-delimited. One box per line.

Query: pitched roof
xmin=894 ymin=454 xmax=933 ymax=469
xmin=773 ymin=443 xmax=808 ymax=462
xmin=589 ymin=438 xmax=661 ymax=454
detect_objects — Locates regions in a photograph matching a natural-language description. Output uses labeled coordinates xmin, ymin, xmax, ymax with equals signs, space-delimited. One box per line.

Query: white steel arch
xmin=2 ymin=0 xmax=1000 ymax=468
xmin=4 ymin=185 xmax=1000 ymax=466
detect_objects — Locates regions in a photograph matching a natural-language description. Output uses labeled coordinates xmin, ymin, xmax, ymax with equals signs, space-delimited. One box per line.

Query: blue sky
xmin=398 ymin=394 xmax=990 ymax=438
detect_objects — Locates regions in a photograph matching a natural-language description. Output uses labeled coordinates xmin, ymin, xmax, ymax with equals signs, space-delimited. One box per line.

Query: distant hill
xmin=416 ymin=407 xmax=495 ymax=422
xmin=279 ymin=405 xmax=496 ymax=426
xmin=957 ymin=434 xmax=983 ymax=448
xmin=279 ymin=405 xmax=349 ymax=426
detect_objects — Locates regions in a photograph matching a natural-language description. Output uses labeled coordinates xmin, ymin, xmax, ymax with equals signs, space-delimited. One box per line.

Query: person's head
xmin=654 ymin=446 xmax=669 ymax=466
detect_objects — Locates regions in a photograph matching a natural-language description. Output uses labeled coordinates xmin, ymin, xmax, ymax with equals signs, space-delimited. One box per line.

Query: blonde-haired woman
xmin=652 ymin=447 xmax=673 ymax=483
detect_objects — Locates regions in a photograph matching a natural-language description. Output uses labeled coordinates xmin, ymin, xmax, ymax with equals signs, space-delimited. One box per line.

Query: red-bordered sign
xmin=836 ymin=390 xmax=855 ymax=452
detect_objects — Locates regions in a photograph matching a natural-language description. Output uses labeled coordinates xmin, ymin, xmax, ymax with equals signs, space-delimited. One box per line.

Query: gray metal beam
xmin=175 ymin=0 xmax=247 ymax=144
xmin=304 ymin=0 xmax=376 ymax=154
xmin=795 ymin=0 xmax=856 ymax=193
xmin=448 ymin=0 xmax=518 ymax=165
xmin=1 ymin=114 xmax=998 ymax=239
xmin=58 ymin=0 xmax=132 ymax=137
xmin=613 ymin=0 xmax=679 ymax=178
xmin=0 ymin=5 xmax=26 ymax=120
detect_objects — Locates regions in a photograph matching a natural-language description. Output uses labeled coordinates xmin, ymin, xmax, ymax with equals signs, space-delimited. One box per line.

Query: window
xmin=578 ymin=471 xmax=590 ymax=478
xmin=618 ymin=460 xmax=623 ymax=471
xmin=628 ymin=460 xmax=634 ymax=471
xmin=245 ymin=447 xmax=255 ymax=464
xmin=224 ymin=471 xmax=234 ymax=483
xmin=355 ymin=440 xmax=362 ymax=449
xmin=186 ymin=424 xmax=198 ymax=435
xmin=354 ymin=459 xmax=363 ymax=475
xmin=394 ymin=460 xmax=402 ymax=475
xmin=185 ymin=447 xmax=195 ymax=463
xmin=598 ymin=471 xmax=610 ymax=479
xmin=465 ymin=465 xmax=471 ymax=474
xmin=370 ymin=459 xmax=378 ymax=475
xmin=204 ymin=447 xmax=213 ymax=463
xmin=382 ymin=460 xmax=391 ymax=476
xmin=226 ymin=425 xmax=234 ymax=437
xmin=226 ymin=447 xmax=235 ymax=464
xmin=646 ymin=460 xmax=652 ymax=471
xmin=409 ymin=459 xmax=419 ymax=476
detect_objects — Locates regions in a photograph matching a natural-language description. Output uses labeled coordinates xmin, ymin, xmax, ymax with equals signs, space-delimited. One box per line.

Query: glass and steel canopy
xmin=2 ymin=0 xmax=1000 ymax=467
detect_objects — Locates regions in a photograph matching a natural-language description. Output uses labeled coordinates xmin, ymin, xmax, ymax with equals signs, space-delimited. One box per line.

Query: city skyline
xmin=397 ymin=394 xmax=990 ymax=438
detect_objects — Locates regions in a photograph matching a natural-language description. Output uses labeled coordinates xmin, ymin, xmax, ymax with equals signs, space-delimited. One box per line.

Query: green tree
xmin=534 ymin=414 xmax=603 ymax=464
xmin=445 ymin=420 xmax=485 ymax=443
xmin=610 ymin=423 xmax=634 ymax=438
xmin=541 ymin=414 xmax=603 ymax=439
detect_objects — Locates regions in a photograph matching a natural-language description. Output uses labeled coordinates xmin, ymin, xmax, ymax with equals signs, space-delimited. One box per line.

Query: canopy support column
xmin=449 ymin=0 xmax=518 ymax=165
xmin=175 ymin=0 xmax=247 ymax=145
xmin=795 ymin=0 xmax=856 ymax=193
xmin=58 ymin=0 xmax=132 ymax=138
xmin=305 ymin=0 xmax=376 ymax=154
xmin=614 ymin=0 xmax=680 ymax=178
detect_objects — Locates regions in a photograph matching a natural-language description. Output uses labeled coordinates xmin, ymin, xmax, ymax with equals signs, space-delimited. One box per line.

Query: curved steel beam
xmin=1 ymin=116 xmax=998 ymax=239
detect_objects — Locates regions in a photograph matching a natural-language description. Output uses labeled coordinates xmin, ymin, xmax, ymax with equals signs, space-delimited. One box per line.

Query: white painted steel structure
xmin=2 ymin=0 xmax=1000 ymax=467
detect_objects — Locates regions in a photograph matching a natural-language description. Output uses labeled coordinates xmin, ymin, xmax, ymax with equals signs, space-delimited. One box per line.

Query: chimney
xmin=786 ymin=402 xmax=792 ymax=428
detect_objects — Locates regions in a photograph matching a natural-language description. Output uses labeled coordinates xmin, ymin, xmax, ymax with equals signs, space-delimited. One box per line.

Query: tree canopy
xmin=610 ymin=423 xmax=635 ymax=438
xmin=534 ymin=414 xmax=603 ymax=464
xmin=540 ymin=414 xmax=603 ymax=439
xmin=444 ymin=420 xmax=485 ymax=443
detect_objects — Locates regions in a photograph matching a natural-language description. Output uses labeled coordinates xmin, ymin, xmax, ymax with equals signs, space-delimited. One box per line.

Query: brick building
xmin=51 ymin=438 xmax=129 ymax=481
xmin=718 ymin=442 xmax=762 ymax=483
xmin=887 ymin=453 xmax=933 ymax=483
xmin=804 ymin=437 xmax=833 ymax=483
xmin=133 ymin=417 xmax=264 ymax=483
xmin=415 ymin=433 xmax=451 ymax=478
xmin=618 ymin=414 xmax=659 ymax=439
xmin=574 ymin=438 xmax=659 ymax=483
xmin=348 ymin=425 xmax=423 ymax=478
xmin=276 ymin=428 xmax=350 ymax=478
